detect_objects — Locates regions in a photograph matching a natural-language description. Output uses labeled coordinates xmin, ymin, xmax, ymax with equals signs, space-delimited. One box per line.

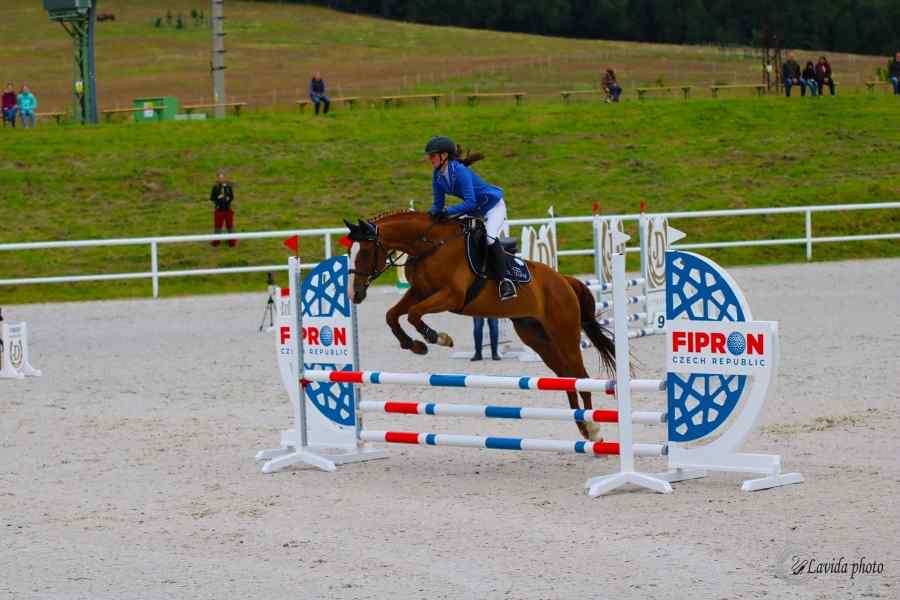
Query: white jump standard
xmin=0 ymin=317 xmax=42 ymax=380
xmin=257 ymin=239 xmax=803 ymax=496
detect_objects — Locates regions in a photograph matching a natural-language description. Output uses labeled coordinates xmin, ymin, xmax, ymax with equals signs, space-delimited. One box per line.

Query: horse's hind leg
xmin=512 ymin=319 xmax=600 ymax=441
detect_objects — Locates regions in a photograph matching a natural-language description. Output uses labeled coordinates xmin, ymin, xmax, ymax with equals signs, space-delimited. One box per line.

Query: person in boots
xmin=209 ymin=170 xmax=236 ymax=247
xmin=424 ymin=135 xmax=515 ymax=300
xmin=470 ymin=317 xmax=501 ymax=361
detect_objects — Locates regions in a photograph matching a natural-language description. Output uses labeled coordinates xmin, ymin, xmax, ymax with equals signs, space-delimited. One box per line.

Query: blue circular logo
xmin=727 ymin=332 xmax=745 ymax=355
xmin=319 ymin=326 xmax=333 ymax=347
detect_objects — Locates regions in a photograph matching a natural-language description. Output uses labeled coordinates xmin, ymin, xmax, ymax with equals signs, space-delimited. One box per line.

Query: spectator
xmin=209 ymin=170 xmax=236 ymax=247
xmin=17 ymin=85 xmax=36 ymax=128
xmin=602 ymin=68 xmax=622 ymax=103
xmin=888 ymin=51 xmax=900 ymax=95
xmin=815 ymin=56 xmax=836 ymax=96
xmin=782 ymin=53 xmax=802 ymax=97
xmin=800 ymin=61 xmax=818 ymax=97
xmin=2 ymin=83 xmax=16 ymax=127
xmin=309 ymin=71 xmax=330 ymax=115
xmin=470 ymin=317 xmax=500 ymax=361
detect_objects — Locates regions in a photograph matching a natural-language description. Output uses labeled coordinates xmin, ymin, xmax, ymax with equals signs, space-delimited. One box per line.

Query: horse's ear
xmin=345 ymin=219 xmax=363 ymax=241
xmin=360 ymin=219 xmax=377 ymax=238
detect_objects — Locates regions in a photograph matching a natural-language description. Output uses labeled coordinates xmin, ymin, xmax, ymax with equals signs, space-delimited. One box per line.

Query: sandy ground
xmin=1 ymin=259 xmax=898 ymax=600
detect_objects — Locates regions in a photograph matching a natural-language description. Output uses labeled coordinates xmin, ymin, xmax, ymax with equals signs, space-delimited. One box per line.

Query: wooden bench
xmin=101 ymin=105 xmax=166 ymax=122
xmin=36 ymin=111 xmax=66 ymax=125
xmin=560 ymin=89 xmax=606 ymax=103
xmin=865 ymin=81 xmax=891 ymax=93
xmin=380 ymin=93 xmax=443 ymax=109
xmin=466 ymin=92 xmax=526 ymax=106
xmin=637 ymin=86 xmax=692 ymax=101
xmin=183 ymin=101 xmax=248 ymax=116
xmin=296 ymin=96 xmax=360 ymax=112
xmin=710 ymin=84 xmax=766 ymax=98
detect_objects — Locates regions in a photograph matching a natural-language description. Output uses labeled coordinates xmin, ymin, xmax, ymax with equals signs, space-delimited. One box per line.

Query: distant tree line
xmin=272 ymin=0 xmax=900 ymax=55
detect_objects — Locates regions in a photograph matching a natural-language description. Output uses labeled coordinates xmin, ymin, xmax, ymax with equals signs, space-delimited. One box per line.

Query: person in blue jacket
xmin=425 ymin=136 xmax=515 ymax=300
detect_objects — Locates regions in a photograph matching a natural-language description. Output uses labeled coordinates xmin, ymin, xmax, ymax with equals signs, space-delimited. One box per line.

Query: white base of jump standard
xmin=255 ymin=439 xmax=388 ymax=474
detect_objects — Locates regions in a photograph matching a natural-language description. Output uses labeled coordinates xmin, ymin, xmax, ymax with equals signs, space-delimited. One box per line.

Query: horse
xmin=344 ymin=210 xmax=616 ymax=440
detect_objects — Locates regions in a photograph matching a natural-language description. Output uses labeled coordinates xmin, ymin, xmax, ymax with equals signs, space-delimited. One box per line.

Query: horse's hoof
xmin=436 ymin=332 xmax=454 ymax=347
xmin=410 ymin=340 xmax=428 ymax=355
xmin=584 ymin=422 xmax=603 ymax=442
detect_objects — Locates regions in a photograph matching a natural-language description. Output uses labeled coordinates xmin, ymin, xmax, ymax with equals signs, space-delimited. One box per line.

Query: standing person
xmin=2 ymin=83 xmax=17 ymax=127
xmin=800 ymin=61 xmax=818 ymax=97
xmin=424 ymin=136 xmax=515 ymax=300
xmin=209 ymin=171 xmax=236 ymax=247
xmin=782 ymin=53 xmax=802 ymax=97
xmin=470 ymin=317 xmax=501 ymax=361
xmin=815 ymin=56 xmax=836 ymax=96
xmin=602 ymin=68 xmax=622 ymax=103
xmin=17 ymin=85 xmax=36 ymax=128
xmin=309 ymin=71 xmax=330 ymax=115
xmin=888 ymin=52 xmax=900 ymax=95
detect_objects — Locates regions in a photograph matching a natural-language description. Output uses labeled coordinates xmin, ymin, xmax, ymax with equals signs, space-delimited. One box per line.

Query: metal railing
xmin=0 ymin=202 xmax=897 ymax=298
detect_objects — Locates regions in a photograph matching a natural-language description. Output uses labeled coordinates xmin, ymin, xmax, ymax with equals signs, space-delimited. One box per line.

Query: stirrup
xmin=498 ymin=279 xmax=517 ymax=301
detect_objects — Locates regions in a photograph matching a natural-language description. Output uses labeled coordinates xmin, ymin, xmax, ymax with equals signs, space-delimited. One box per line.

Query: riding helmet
xmin=424 ymin=136 xmax=456 ymax=156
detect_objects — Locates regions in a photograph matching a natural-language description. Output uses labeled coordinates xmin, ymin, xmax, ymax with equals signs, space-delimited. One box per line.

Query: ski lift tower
xmin=43 ymin=0 xmax=99 ymax=124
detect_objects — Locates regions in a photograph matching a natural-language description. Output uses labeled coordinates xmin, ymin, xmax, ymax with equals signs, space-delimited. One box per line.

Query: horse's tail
xmin=564 ymin=276 xmax=616 ymax=377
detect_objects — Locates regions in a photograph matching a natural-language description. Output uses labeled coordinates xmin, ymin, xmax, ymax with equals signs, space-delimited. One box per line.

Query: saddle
xmin=464 ymin=218 xmax=532 ymax=284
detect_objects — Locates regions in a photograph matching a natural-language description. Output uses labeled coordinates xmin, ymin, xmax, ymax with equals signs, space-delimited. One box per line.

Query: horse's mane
xmin=368 ymin=208 xmax=426 ymax=223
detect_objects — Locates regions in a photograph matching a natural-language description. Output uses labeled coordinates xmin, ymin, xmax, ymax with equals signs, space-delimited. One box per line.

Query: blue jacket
xmin=17 ymin=92 xmax=36 ymax=114
xmin=430 ymin=160 xmax=503 ymax=217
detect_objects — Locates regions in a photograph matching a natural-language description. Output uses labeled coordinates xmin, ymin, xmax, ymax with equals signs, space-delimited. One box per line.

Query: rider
xmin=425 ymin=136 xmax=516 ymax=300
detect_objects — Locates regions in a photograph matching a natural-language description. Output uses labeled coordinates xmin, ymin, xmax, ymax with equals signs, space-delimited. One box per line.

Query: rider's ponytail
xmin=456 ymin=144 xmax=485 ymax=167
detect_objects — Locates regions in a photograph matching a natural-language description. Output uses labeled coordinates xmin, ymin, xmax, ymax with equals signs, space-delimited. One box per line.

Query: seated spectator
xmin=309 ymin=71 xmax=330 ymax=115
xmin=2 ymin=83 xmax=16 ymax=127
xmin=889 ymin=51 xmax=900 ymax=96
xmin=602 ymin=68 xmax=622 ymax=103
xmin=800 ymin=61 xmax=818 ymax=96
xmin=815 ymin=56 xmax=836 ymax=96
xmin=17 ymin=85 xmax=36 ymax=128
xmin=782 ymin=53 xmax=802 ymax=97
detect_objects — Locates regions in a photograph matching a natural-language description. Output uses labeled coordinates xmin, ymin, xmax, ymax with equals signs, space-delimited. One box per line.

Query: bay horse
xmin=344 ymin=210 xmax=616 ymax=440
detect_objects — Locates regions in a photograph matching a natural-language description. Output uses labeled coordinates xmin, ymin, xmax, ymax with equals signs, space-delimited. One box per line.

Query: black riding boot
xmin=488 ymin=242 xmax=517 ymax=301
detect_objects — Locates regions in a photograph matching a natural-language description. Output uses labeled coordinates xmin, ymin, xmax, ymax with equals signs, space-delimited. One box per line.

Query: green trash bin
xmin=132 ymin=96 xmax=179 ymax=122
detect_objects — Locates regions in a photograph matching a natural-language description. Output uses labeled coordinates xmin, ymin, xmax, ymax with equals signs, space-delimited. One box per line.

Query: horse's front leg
xmin=386 ymin=289 xmax=428 ymax=355
xmin=406 ymin=289 xmax=458 ymax=348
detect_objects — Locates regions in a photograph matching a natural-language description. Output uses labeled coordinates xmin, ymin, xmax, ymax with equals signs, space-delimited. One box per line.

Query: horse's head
xmin=344 ymin=218 xmax=385 ymax=304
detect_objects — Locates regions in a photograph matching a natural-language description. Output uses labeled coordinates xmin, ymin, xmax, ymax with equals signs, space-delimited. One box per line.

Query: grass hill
xmin=0 ymin=1 xmax=898 ymax=304
xmin=1 ymin=0 xmax=893 ymax=112
xmin=1 ymin=95 xmax=898 ymax=303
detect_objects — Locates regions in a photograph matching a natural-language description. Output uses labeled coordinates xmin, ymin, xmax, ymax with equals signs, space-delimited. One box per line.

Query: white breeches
xmin=485 ymin=199 xmax=507 ymax=244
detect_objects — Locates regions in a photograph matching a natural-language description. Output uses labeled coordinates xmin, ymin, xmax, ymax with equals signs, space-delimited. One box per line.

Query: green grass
xmin=1 ymin=94 xmax=899 ymax=304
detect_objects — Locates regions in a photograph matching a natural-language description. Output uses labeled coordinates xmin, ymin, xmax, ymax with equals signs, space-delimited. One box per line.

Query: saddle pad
xmin=465 ymin=227 xmax=532 ymax=284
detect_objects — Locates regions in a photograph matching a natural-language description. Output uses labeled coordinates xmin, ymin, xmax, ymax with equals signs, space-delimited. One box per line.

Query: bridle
xmin=349 ymin=219 xmax=465 ymax=288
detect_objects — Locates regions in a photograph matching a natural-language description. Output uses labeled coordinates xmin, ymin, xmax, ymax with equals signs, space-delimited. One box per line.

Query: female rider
xmin=424 ymin=136 xmax=515 ymax=300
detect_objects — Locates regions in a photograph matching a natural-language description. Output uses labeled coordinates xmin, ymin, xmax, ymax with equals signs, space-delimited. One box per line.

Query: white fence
xmin=0 ymin=202 xmax=897 ymax=298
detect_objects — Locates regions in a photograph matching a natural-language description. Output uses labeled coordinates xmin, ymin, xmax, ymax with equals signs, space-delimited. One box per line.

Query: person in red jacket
xmin=209 ymin=170 xmax=237 ymax=247
xmin=815 ymin=56 xmax=836 ymax=96
xmin=2 ymin=83 xmax=17 ymax=127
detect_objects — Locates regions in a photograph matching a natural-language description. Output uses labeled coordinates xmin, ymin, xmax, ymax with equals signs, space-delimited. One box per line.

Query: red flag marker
xmin=592 ymin=202 xmax=600 ymax=215
xmin=338 ymin=236 xmax=352 ymax=249
xmin=639 ymin=200 xmax=646 ymax=214
xmin=282 ymin=235 xmax=299 ymax=253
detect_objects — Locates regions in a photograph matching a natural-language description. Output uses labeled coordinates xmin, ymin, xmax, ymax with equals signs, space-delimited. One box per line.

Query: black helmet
xmin=424 ymin=136 xmax=456 ymax=156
